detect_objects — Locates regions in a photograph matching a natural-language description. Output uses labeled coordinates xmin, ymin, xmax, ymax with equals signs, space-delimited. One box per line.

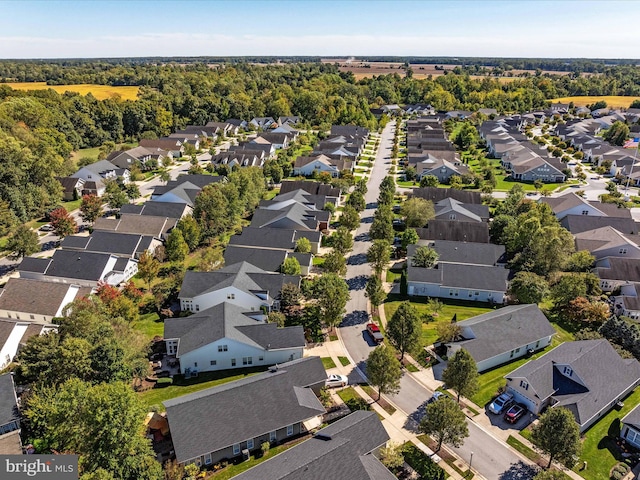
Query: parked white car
xmin=325 ymin=374 xmax=348 ymax=388
xmin=488 ymin=392 xmax=514 ymax=415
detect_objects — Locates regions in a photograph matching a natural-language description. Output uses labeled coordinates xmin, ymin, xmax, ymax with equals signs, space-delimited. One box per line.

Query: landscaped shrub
xmin=402 ymin=444 xmax=446 ymax=480
xmin=610 ymin=462 xmax=630 ymax=480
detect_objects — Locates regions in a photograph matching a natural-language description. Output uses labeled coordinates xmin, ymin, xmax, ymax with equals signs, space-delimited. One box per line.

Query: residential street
xmin=338 ymin=120 xmax=535 ymax=480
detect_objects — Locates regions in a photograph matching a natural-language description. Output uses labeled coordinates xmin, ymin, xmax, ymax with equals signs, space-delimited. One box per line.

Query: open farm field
xmin=1 ymin=82 xmax=140 ymax=100
xmin=551 ymin=95 xmax=640 ymax=108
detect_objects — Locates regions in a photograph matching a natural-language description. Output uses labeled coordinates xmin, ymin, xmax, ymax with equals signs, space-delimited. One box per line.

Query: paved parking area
xmin=473 ymin=404 xmax=537 ymax=441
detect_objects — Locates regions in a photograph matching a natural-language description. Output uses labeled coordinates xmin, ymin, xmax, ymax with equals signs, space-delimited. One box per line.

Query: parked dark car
xmin=504 ymin=403 xmax=527 ymax=424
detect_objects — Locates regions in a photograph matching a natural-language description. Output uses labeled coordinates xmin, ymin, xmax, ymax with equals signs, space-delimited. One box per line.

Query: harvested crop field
xmin=1 ymin=82 xmax=140 ymax=100
xmin=551 ymin=95 xmax=640 ymax=108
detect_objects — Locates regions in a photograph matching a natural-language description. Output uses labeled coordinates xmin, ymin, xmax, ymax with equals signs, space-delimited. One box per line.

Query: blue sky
xmin=1 ymin=1 xmax=638 ymax=59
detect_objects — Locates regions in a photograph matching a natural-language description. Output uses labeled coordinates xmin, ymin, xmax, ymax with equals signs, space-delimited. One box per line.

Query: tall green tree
xmin=331 ymin=226 xmax=354 ymax=256
xmin=312 ymin=273 xmax=349 ymax=331
xmin=531 ymin=406 xmax=581 ymax=469
xmin=419 ymin=396 xmax=469 ymax=452
xmin=6 ymin=224 xmax=40 ymax=259
xmin=386 ymin=301 xmax=421 ymax=361
xmin=347 ymin=190 xmax=366 ymax=212
xmin=49 ymin=206 xmax=77 ymax=238
xmin=176 ymin=215 xmax=201 ymax=251
xmin=400 ymin=197 xmax=435 ymax=228
xmin=603 ymin=121 xmax=630 ymax=146
xmin=366 ymin=345 xmax=402 ymax=400
xmin=365 ymin=275 xmax=387 ymax=310
xmin=295 ymin=237 xmax=312 ymax=253
xmin=367 ymin=239 xmax=392 ymax=275
xmin=508 ymin=271 xmax=549 ymax=304
xmin=340 ymin=205 xmax=361 ymax=231
xmin=411 ymin=246 xmax=439 ymax=268
xmin=22 ymin=379 xmax=162 ymax=480
xmin=281 ymin=256 xmax=301 ymax=275
xmin=136 ymin=251 xmax=160 ymax=291
xmin=103 ymin=181 xmax=129 ymax=210
xmin=442 ymin=349 xmax=479 ymax=402
xmin=323 ymin=250 xmax=347 ymax=276
xmin=164 ymin=229 xmax=189 ymax=262
xmin=400 ymin=228 xmax=419 ymax=250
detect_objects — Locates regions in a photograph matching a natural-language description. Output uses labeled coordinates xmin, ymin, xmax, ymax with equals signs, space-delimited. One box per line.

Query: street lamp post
xmin=469 ymin=451 xmax=474 ymax=473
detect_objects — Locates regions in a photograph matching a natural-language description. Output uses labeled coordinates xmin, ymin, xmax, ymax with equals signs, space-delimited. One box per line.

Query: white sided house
xmin=505 ymin=340 xmax=640 ymax=432
xmin=164 ymin=302 xmax=305 ymax=374
xmin=0 ymin=319 xmax=56 ymax=370
xmin=444 ymin=304 xmax=555 ymax=372
xmin=178 ymin=261 xmax=300 ymax=315
xmin=622 ymin=405 xmax=640 ymax=449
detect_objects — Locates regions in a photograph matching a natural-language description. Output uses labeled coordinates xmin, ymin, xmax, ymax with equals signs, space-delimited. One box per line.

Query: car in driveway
xmin=325 ymin=374 xmax=348 ymax=388
xmin=504 ymin=403 xmax=527 ymax=424
xmin=366 ymin=323 xmax=384 ymax=343
xmin=488 ymin=392 xmax=514 ymax=415
xmin=39 ymin=224 xmax=54 ymax=232
xmin=427 ymin=391 xmax=445 ymax=404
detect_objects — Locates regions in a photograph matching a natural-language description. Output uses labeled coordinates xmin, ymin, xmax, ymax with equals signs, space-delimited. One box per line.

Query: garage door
xmin=506 ymin=387 xmax=538 ymax=413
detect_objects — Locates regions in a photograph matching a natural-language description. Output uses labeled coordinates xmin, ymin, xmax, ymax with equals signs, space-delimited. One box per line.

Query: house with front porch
xmin=164 ymin=356 xmax=326 ymax=466
xmin=505 ymin=340 xmax=640 ymax=432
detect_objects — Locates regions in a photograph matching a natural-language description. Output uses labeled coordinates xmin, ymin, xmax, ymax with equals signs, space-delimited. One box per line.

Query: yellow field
xmin=551 ymin=96 xmax=640 ymax=109
xmin=1 ymin=82 xmax=139 ymax=101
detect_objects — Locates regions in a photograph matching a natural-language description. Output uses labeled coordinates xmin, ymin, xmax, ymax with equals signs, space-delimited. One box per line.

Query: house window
xmin=520 ymin=380 xmax=529 ymax=390
xmin=515 ymin=347 xmax=520 ymax=353
xmin=287 ymin=425 xmax=294 ymax=436
xmin=194 ymin=362 xmax=197 ymax=368
xmin=233 ymin=444 xmax=240 ymax=455
xmin=195 ymin=305 xmax=200 ymax=312
xmin=247 ymin=439 xmax=254 ymax=450
xmin=620 ymin=248 xmax=628 ymax=255
xmin=270 ymin=431 xmax=277 ymax=442
xmin=563 ymin=366 xmax=573 ymax=377
xmin=227 ymin=293 xmax=235 ymax=300
xmin=231 ymin=358 xmax=236 ymax=367
xmin=218 ymin=345 xmax=228 ymax=352
xmin=449 ymin=214 xmax=456 ymax=220
xmin=627 ymin=428 xmax=640 ymax=446
xmin=259 ymin=356 xmax=264 ymax=362
xmin=210 ymin=360 xmax=217 ymax=366
xmin=510 ymin=350 xmax=515 ymax=358
xmin=243 ymin=357 xmax=253 ymax=365
xmin=204 ymin=453 xmax=212 ymax=465
xmin=30 ymin=315 xmax=35 ymax=320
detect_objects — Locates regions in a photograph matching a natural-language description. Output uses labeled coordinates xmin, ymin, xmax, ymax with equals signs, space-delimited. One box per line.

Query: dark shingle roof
xmin=61 ymin=231 xmax=153 ymax=258
xmin=119 ymin=201 xmax=190 ymax=219
xmin=408 ymin=263 xmax=509 ymax=292
xmin=416 ymin=220 xmax=490 ymax=243
xmin=0 ymin=278 xmax=90 ymax=316
xmin=622 ymin=404 xmax=640 ymax=430
xmin=561 ymin=215 xmax=638 ymax=235
xmin=506 ymin=340 xmax=640 ymax=428
xmin=93 ymin=214 xmax=175 ymax=237
xmin=596 ymin=257 xmax=640 ymax=283
xmin=165 ymin=302 xmax=304 ymax=355
xmin=449 ymin=305 xmax=555 ymax=364
xmin=280 ymin=181 xmax=340 ymax=198
xmin=229 ymin=227 xmax=321 ymax=250
xmin=223 ymin=245 xmax=288 ymax=273
xmin=179 ymin=261 xmax=300 ymax=300
xmin=408 ymin=240 xmax=506 ymax=266
xmin=41 ymin=250 xmax=115 ymax=282
xmin=234 ymin=411 xmax=393 ymax=480
xmin=164 ymin=357 xmax=326 ymax=463
xmin=0 ymin=373 xmax=19 ymax=428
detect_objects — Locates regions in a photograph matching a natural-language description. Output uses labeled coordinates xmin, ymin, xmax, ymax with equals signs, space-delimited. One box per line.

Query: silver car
xmin=325 ymin=374 xmax=348 ymax=388
xmin=488 ymin=392 xmax=514 ymax=414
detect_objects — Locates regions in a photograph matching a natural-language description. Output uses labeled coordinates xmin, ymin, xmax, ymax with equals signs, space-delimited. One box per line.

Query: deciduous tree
xmin=367 ymin=239 xmax=392 ymax=275
xmin=419 ymin=396 xmax=469 ymax=452
xmin=366 ymin=344 xmax=402 ymax=401
xmin=176 ymin=215 xmax=201 ymax=251
xmin=531 ymin=406 xmax=581 ymax=469
xmin=508 ymin=271 xmax=549 ymax=304
xmin=295 ymin=237 xmax=312 ymax=253
xmin=165 ymin=229 xmax=189 ymax=262
xmin=365 ymin=275 xmax=386 ymax=310
xmin=281 ymin=257 xmax=301 ymax=275
xmin=6 ymin=224 xmax=39 ymax=259
xmin=137 ymin=251 xmax=160 ymax=291
xmin=386 ymin=301 xmax=421 ymax=361
xmin=49 ymin=206 xmax=77 ymax=238
xmin=79 ymin=194 xmax=103 ymax=224
xmin=331 ymin=226 xmax=354 ymax=256
xmin=340 ymin=205 xmax=361 ymax=231
xmin=442 ymin=349 xmax=479 ymax=402
xmin=400 ymin=197 xmax=435 ymax=228
xmin=312 ymin=273 xmax=349 ymax=331
xmin=411 ymin=246 xmax=439 ymax=268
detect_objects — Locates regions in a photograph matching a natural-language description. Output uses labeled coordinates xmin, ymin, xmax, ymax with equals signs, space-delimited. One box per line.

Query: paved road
xmin=339 ymin=121 xmax=534 ymax=480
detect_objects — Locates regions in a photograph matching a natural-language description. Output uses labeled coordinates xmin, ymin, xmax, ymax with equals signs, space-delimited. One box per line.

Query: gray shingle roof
xmin=178 ymin=261 xmax=300 ymax=300
xmin=119 ymin=201 xmax=190 ymax=219
xmin=61 ymin=231 xmax=153 ymax=258
xmin=164 ymin=302 xmax=304 ymax=355
xmin=233 ymin=411 xmax=393 ymax=480
xmin=93 ymin=214 xmax=175 ymax=237
xmin=561 ymin=215 xmax=638 ymax=235
xmin=408 ymin=240 xmax=506 ymax=266
xmin=416 ymin=220 xmax=490 ymax=243
xmin=164 ymin=357 xmax=326 ymax=463
xmin=448 ymin=305 xmax=555 ymax=364
xmin=408 ymin=263 xmax=509 ymax=292
xmin=596 ymin=257 xmax=640 ymax=283
xmin=228 ymin=227 xmax=321 ymax=250
xmin=410 ymin=187 xmax=482 ymax=205
xmin=40 ymin=250 xmax=114 ymax=282
xmin=279 ymin=181 xmax=341 ymax=198
xmin=0 ymin=373 xmax=19 ymax=428
xmin=250 ymin=203 xmax=322 ymax=231
xmin=223 ymin=245 xmax=287 ymax=273
xmin=622 ymin=404 xmax=640 ymax=430
xmin=506 ymin=340 xmax=640 ymax=428
xmin=0 ymin=278 xmax=90 ymax=316
xmin=434 ymin=198 xmax=489 ymax=222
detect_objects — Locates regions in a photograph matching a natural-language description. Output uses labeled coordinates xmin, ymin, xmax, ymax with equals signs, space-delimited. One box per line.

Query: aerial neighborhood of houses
xmin=5 ymin=100 xmax=640 ymax=479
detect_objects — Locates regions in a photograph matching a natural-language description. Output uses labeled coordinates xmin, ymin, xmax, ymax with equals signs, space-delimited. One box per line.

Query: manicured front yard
xmin=383 ymin=295 xmax=496 ymax=346
xmin=321 ymin=357 xmax=336 ymax=369
xmin=572 ymin=387 xmax=640 ymax=480
xmin=139 ymin=366 xmax=267 ymax=410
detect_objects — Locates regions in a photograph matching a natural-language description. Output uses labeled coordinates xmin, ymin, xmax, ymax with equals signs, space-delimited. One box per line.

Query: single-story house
xmin=293 ymin=154 xmax=353 ymax=177
xmin=444 ymin=305 xmax=555 ymax=372
xmin=228 ymin=227 xmax=322 ymax=255
xmin=574 ymin=226 xmax=640 ymax=260
xmin=223 ymin=245 xmax=312 ymax=276
xmin=233 ymin=411 xmax=395 ymax=480
xmin=433 ymin=198 xmax=490 ymax=223
xmin=17 ymin=250 xmax=138 ymax=288
xmin=414 ymin=155 xmax=470 ymax=183
xmin=540 ymin=193 xmax=630 ymax=220
xmin=164 ymin=302 xmax=305 ymax=373
xmin=93 ymin=214 xmax=177 ymax=240
xmin=0 ymin=278 xmax=92 ymax=323
xmin=505 ymin=340 xmax=640 ymax=432
xmin=595 ymin=257 xmax=640 ymax=292
xmin=415 ymin=220 xmax=491 ymax=244
xmin=164 ymin=356 xmax=326 ymax=466
xmin=178 ymin=261 xmax=300 ymax=314
xmin=71 ymin=159 xmax=129 ymax=185
xmin=60 ymin=231 xmax=160 ymax=259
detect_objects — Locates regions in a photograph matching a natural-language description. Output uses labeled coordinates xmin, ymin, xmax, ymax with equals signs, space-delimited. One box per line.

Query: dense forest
xmin=2 ymin=59 xmax=640 ymax=231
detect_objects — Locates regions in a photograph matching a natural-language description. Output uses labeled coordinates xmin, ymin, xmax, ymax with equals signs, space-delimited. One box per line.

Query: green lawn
xmin=384 ymin=295 xmax=496 ymax=346
xmin=321 ymin=357 xmax=337 ymax=369
xmin=338 ymin=356 xmax=350 ymax=366
xmin=506 ymin=435 xmax=541 ymax=463
xmin=573 ymin=387 xmax=640 ymax=480
xmin=471 ymin=332 xmax=572 ymax=407
xmin=131 ymin=312 xmax=164 ymax=340
xmin=139 ymin=367 xmax=267 ymax=410
xmin=385 ymin=270 xmax=402 ymax=283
